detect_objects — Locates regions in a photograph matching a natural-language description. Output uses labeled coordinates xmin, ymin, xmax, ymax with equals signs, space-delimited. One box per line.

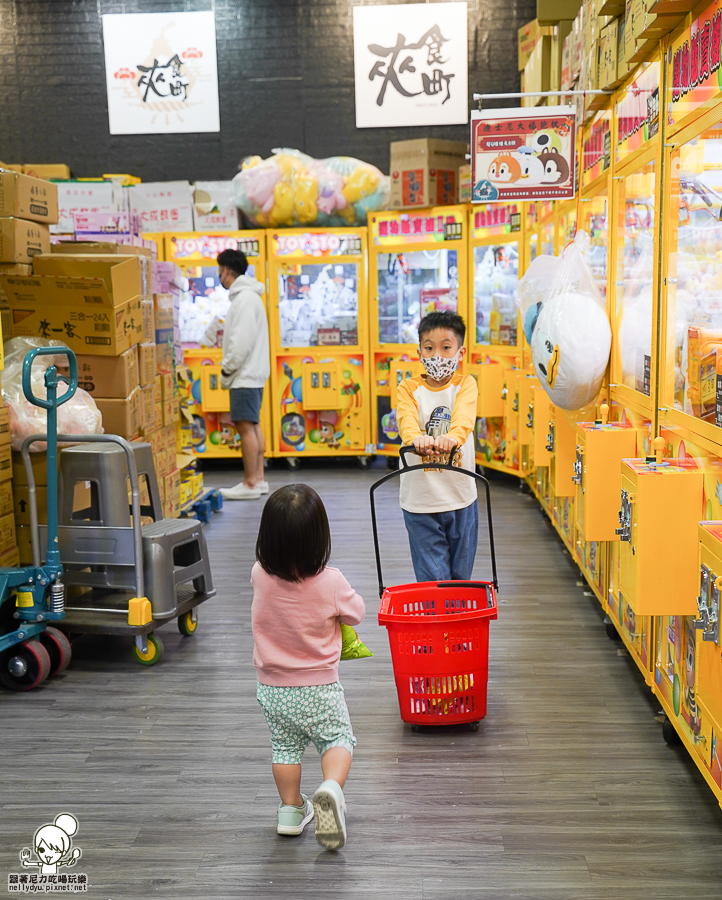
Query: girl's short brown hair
xmin=256 ymin=484 xmax=331 ymax=582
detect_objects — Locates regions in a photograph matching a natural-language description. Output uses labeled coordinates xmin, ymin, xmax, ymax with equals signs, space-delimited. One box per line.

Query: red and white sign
xmin=470 ymin=106 xmax=576 ymax=202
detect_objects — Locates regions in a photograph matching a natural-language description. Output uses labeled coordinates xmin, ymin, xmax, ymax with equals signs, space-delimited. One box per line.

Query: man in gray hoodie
xmin=217 ymin=248 xmax=270 ymax=500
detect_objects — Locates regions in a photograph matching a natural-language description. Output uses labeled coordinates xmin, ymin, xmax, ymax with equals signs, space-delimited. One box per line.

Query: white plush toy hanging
xmin=518 ymin=230 xmax=612 ymax=411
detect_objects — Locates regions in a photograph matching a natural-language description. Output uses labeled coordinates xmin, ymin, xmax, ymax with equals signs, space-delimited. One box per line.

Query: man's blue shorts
xmin=229 ymin=387 xmax=264 ymax=424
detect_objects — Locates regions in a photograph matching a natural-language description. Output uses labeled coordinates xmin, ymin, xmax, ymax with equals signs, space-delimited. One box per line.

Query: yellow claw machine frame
xmin=266 ymin=227 xmax=370 ymax=468
xmin=163 ymin=230 xmax=272 ymax=459
xmin=466 ymin=202 xmax=525 ymax=474
xmin=367 ymin=205 xmax=468 ymax=457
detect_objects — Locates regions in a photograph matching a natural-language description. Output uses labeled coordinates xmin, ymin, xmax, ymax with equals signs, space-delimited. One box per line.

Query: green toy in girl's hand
xmin=340 ymin=623 xmax=372 ymax=660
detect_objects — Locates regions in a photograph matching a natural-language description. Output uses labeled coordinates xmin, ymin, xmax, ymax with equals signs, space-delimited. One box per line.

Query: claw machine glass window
xmin=667 ymin=129 xmax=722 ymax=424
xmin=615 ymin=161 xmax=655 ymax=398
xmin=368 ymin=206 xmax=468 ymax=455
xmin=163 ymin=230 xmax=272 ymax=461
xmin=578 ymin=190 xmax=608 ymax=301
xmin=267 ymin=228 xmax=369 ymax=461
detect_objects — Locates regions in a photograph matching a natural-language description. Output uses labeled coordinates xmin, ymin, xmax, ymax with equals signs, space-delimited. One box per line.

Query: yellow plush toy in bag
xmin=340 ymin=623 xmax=372 ymax=660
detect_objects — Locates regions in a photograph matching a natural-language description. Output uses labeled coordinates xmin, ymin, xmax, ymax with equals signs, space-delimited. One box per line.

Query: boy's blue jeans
xmin=402 ymin=502 xmax=479 ymax=582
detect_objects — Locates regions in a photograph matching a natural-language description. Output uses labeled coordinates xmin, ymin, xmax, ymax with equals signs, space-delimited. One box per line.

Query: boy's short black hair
xmin=418 ymin=311 xmax=466 ymax=346
xmin=217 ymin=248 xmax=248 ymax=276
xmin=256 ymin=484 xmax=331 ymax=583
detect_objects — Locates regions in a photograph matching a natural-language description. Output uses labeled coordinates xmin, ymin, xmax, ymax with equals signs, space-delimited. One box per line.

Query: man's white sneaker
xmin=312 ymin=779 xmax=347 ymax=850
xmin=219 ymin=482 xmax=261 ymax=500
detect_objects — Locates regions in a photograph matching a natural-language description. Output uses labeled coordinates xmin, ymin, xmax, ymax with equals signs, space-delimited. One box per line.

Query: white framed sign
xmin=102 ymin=11 xmax=220 ymax=135
xmin=353 ymin=3 xmax=468 ymax=129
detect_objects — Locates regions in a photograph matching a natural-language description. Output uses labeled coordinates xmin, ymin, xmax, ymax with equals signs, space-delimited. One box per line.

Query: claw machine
xmin=466 ymin=202 xmax=524 ymax=474
xmin=164 ymin=230 xmax=272 ymax=459
xmin=267 ymin=228 xmax=370 ymax=467
xmin=368 ymin=205 xmax=468 ymax=456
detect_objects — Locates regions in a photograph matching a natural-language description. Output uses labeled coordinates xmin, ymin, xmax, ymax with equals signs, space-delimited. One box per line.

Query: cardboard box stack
xmin=389 ymin=140 xmax=469 ymax=209
xmin=0 ymin=405 xmax=18 ymax=567
xmin=152 ymin=261 xmax=184 ymax=374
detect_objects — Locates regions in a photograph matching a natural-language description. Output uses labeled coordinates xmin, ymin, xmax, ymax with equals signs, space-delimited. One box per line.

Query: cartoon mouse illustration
xmin=539 ymin=148 xmax=570 ymax=184
xmin=20 ymin=814 xmax=81 ymax=876
xmin=487 ymin=151 xmax=521 ymax=184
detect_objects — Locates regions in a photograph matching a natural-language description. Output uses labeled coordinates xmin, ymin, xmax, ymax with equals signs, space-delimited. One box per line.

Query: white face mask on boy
xmin=419 ymin=351 xmax=460 ymax=381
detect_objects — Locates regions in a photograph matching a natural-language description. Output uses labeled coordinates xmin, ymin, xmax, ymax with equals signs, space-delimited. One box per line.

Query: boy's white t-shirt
xmin=396 ymin=371 xmax=478 ymax=514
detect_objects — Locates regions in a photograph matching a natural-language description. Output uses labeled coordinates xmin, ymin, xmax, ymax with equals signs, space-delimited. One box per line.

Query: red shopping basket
xmin=372 ymin=447 xmax=499 ymax=729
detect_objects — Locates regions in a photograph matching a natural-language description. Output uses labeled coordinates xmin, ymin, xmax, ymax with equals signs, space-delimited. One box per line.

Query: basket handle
xmin=369 ymin=445 xmax=499 ymax=599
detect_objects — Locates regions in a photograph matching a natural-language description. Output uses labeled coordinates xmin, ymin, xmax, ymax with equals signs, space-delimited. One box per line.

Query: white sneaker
xmin=219 ymin=482 xmax=261 ymax=500
xmin=258 ymin=480 xmax=270 ymax=495
xmin=312 ymin=779 xmax=347 ymax=850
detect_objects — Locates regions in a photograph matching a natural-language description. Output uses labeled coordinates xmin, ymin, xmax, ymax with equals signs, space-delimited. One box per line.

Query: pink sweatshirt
xmin=251 ymin=562 xmax=366 ymax=687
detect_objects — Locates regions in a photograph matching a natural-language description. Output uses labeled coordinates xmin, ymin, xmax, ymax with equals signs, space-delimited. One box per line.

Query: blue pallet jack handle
xmin=369 ymin=445 xmax=499 ymax=599
xmin=21 ymin=346 xmax=77 ymax=570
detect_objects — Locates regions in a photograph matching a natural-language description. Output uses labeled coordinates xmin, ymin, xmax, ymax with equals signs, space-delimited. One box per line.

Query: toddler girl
xmin=252 ymin=483 xmax=365 ymax=850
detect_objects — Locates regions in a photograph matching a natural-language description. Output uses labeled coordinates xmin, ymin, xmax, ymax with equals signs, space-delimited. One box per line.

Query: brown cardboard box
xmin=0 ymin=405 xmax=10 ymax=443
xmin=518 ymin=19 xmax=554 ymax=70
xmin=138 ymin=343 xmax=157 ymax=386
xmin=0 ymin=479 xmax=13 ymax=518
xmin=153 ymin=375 xmax=162 ymax=406
xmin=75 ymin=346 xmax=139 ymax=398
xmin=617 ymin=16 xmax=634 ymax=80
xmin=141 ymin=299 xmax=154 ymax=343
xmin=140 ymin=383 xmax=157 ymax=432
xmin=156 ymin=341 xmax=174 ymax=373
xmin=158 ymin=371 xmax=174 ymax=402
xmin=32 ymin=255 xmax=143 ymax=307
xmin=13 ymin=484 xmax=47 ymax=525
xmin=0 ymin=263 xmax=32 ymax=334
xmin=0 ymin=511 xmax=15 ymax=553
xmin=389 ymin=139 xmax=468 ymax=209
xmin=95 ymin=387 xmax=142 ymax=440
xmin=522 ymin=35 xmax=552 ymax=105
xmin=0 ymin=442 xmax=11 ymax=482
xmin=537 ymin=0 xmax=582 ymax=25
xmin=163 ymin=468 xmax=181 ymax=519
xmin=12 ymin=450 xmax=55 ymax=486
xmin=600 ymin=19 xmax=620 ymax=87
xmin=153 ymin=292 xmax=180 ymax=331
xmin=0 ymin=545 xmax=19 ymax=567
xmin=0 ymin=274 xmax=142 ymax=356
xmin=161 ymin=399 xmax=175 ymax=427
xmin=550 ymin=20 xmax=574 ymax=91
xmin=23 ymin=164 xmax=71 ymax=180
xmin=0 ymin=218 xmax=50 ymax=263
xmin=0 ymin=172 xmax=59 ymax=224
xmin=597 ymin=0 xmax=625 ymax=14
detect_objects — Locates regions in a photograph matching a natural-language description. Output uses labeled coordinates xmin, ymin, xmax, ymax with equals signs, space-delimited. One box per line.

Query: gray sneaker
xmin=277 ymin=795 xmax=314 ymax=836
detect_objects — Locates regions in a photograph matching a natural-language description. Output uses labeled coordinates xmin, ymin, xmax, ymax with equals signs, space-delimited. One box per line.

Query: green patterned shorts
xmin=257 ymin=681 xmax=357 ymax=765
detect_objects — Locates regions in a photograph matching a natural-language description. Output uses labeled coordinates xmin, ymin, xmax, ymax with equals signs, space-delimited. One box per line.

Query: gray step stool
xmin=54 ymin=442 xmax=214 ymax=618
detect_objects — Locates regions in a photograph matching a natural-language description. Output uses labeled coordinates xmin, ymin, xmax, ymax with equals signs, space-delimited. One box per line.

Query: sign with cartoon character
xmin=102 ymin=10 xmax=220 ymax=134
xmin=471 ymin=107 xmax=576 ymax=202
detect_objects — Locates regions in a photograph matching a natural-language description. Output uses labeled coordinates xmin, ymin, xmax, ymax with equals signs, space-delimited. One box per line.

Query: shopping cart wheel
xmin=469 ymin=721 xmax=480 ymax=732
xmin=0 ymin=639 xmax=51 ymax=691
xmin=39 ymin=626 xmax=72 ymax=676
xmin=662 ymin=716 xmax=681 ymax=746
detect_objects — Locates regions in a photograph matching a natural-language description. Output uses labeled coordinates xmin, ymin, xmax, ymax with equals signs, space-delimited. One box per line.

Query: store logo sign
xmin=274 ymin=233 xmax=362 ymax=257
xmin=102 ymin=11 xmax=220 ymax=134
xmin=172 ymin=236 xmax=240 ymax=259
xmin=8 ymin=814 xmax=87 ymax=893
xmin=353 ymin=3 xmax=468 ymax=128
xmin=671 ymin=11 xmax=721 ymax=103
xmin=376 ymin=214 xmax=459 ymax=238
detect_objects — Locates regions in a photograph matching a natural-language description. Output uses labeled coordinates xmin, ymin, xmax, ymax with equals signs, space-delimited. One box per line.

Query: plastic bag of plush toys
xmin=518 ymin=231 xmax=611 ymax=411
xmin=2 ymin=337 xmax=103 ymax=451
xmin=232 ymin=148 xmax=390 ymax=228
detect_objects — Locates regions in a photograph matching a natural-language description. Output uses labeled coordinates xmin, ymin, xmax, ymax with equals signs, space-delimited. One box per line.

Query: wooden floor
xmin=2 ymin=459 xmax=722 ymax=899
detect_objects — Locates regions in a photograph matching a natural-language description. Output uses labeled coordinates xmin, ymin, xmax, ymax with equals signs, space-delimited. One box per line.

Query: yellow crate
xmin=618 ymin=458 xmax=702 ymax=616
